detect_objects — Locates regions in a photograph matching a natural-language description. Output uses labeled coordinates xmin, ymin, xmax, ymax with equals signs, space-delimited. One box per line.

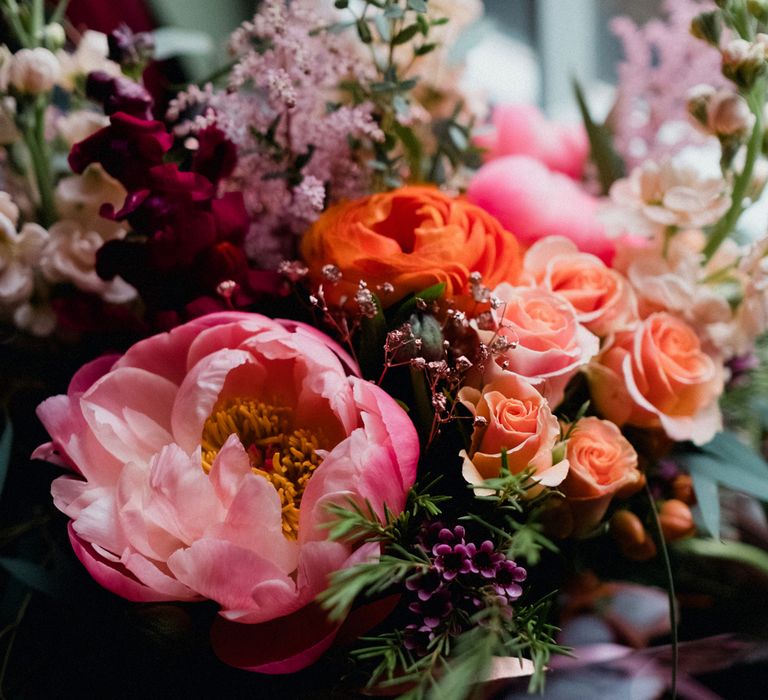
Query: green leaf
xmin=680 ymin=432 xmax=768 ymax=502
xmin=374 ymin=13 xmax=391 ymax=42
xmin=358 ymin=292 xmax=387 ymax=380
xmin=0 ymin=556 xmax=60 ymax=597
xmin=572 ymin=78 xmax=625 ymax=194
xmin=390 ymin=282 xmax=446 ymax=326
xmin=334 ymin=0 xmax=349 ymax=8
xmin=448 ymin=124 xmax=468 ymax=151
xmin=690 ymin=471 xmax=721 ymax=540
xmin=392 ymin=121 xmax=423 ymax=179
xmin=392 ymin=23 xmax=421 ymax=45
xmin=674 ymin=538 xmax=768 ymax=579
xmin=356 ymin=18 xmax=373 ymax=44
xmin=0 ymin=410 xmax=11 ymax=500
xmin=700 ymin=430 xmax=768 ymax=479
xmin=414 ymin=42 xmax=437 ymax=56
xmin=384 ymin=5 xmax=405 ymax=19
xmin=152 ymin=27 xmax=214 ymax=60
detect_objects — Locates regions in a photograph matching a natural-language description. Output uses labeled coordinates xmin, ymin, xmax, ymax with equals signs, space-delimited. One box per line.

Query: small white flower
xmin=9 ymin=47 xmax=60 ymax=94
xmin=56 ymin=30 xmax=120 ymax=90
xmin=56 ymin=110 xmax=109 ymax=147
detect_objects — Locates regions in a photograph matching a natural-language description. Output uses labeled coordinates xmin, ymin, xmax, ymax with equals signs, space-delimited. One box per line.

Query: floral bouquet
xmin=3 ymin=0 xmax=768 ymax=697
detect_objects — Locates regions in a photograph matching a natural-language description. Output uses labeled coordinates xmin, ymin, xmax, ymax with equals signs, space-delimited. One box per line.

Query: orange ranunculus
xmin=300 ymin=186 xmax=522 ymax=308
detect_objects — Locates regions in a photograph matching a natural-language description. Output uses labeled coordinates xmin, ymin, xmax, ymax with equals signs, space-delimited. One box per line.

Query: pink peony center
xmin=201 ymin=397 xmax=326 ymax=540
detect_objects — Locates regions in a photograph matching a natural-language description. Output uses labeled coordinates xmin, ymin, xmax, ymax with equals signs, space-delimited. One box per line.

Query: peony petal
xmin=210 ymin=603 xmax=340 ymax=673
xmin=80 ymin=366 xmax=177 ymax=465
xmin=207 ymin=434 xmax=251 ymax=506
xmin=170 ymin=348 xmax=254 ymax=453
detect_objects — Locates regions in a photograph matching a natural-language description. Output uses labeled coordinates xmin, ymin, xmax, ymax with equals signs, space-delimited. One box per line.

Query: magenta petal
xmin=210 ymin=603 xmax=340 ymax=673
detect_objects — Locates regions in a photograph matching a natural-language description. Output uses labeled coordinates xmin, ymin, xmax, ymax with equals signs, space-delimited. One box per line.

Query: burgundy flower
xmin=405 ymin=568 xmax=443 ymax=602
xmin=408 ymin=588 xmax=453 ymax=629
xmin=69 ymin=112 xmax=172 ymax=189
xmin=86 ymin=71 xmax=153 ymax=119
xmin=192 ymin=125 xmax=238 ymax=184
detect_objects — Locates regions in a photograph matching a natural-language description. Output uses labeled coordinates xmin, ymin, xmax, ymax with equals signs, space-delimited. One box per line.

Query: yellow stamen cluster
xmin=201 ymin=398 xmax=324 ymax=540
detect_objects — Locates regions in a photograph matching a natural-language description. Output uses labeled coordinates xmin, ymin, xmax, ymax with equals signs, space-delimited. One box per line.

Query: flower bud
xmin=707 ymin=91 xmax=755 ymax=137
xmin=40 ymin=23 xmax=66 ymax=51
xmin=9 ymin=47 xmax=60 ymax=94
xmin=722 ymin=39 xmax=766 ymax=88
xmin=691 ymin=11 xmax=722 ymax=47
xmin=671 ymin=474 xmax=695 ymax=504
xmin=394 ymin=312 xmax=445 ymax=362
xmin=659 ymin=499 xmax=695 ymax=541
xmin=687 ymin=84 xmax=716 ymax=129
xmin=610 ymin=510 xmax=657 ymax=561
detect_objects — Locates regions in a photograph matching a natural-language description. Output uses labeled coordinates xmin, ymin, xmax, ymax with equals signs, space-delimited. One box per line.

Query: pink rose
xmin=560 ymin=417 xmax=643 ymax=535
xmin=475 ymin=104 xmax=589 ymax=179
xmin=458 ymin=373 xmax=568 ymax=490
xmin=586 ymin=312 xmax=724 ymax=445
xmin=34 ymin=312 xmax=418 ymax=672
xmin=467 ymin=155 xmax=615 ymax=262
xmin=484 ymin=284 xmax=600 ymax=407
xmin=522 ymin=236 xmax=638 ymax=336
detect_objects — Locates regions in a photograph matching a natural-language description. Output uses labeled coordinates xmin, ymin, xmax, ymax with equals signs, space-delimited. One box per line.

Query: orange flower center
xmin=200 ymin=398 xmax=324 ymax=540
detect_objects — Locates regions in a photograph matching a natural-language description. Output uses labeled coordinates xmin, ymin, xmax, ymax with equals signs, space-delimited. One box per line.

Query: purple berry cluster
xmin=403 ymin=524 xmax=527 ymax=654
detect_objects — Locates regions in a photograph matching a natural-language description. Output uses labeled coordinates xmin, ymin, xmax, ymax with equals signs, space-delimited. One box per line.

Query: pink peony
xmin=34 ymin=312 xmax=418 ymax=672
xmin=475 ymin=104 xmax=589 ymax=179
xmin=467 ymin=155 xmax=615 ymax=262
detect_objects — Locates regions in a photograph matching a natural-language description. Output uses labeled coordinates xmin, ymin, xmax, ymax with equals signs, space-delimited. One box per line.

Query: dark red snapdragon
xmin=86 ymin=71 xmax=154 ymax=119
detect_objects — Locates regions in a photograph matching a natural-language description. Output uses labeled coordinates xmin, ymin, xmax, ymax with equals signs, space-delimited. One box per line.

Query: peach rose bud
xmin=610 ymin=510 xmax=657 ymax=561
xmin=659 ymin=499 xmax=696 ymax=541
xmin=560 ymin=417 xmax=644 ymax=536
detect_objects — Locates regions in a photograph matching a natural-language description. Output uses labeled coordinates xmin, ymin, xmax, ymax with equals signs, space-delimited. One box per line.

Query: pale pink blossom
xmin=56 ymin=30 xmax=120 ymax=90
xmin=604 ymin=158 xmax=730 ymax=238
xmin=34 ymin=312 xmax=418 ymax=672
xmin=9 ymin=47 xmax=60 ymax=94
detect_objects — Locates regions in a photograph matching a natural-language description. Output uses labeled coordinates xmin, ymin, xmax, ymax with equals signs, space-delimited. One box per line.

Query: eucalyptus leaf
xmin=690 ymin=471 xmax=721 ymax=540
xmin=392 ymin=23 xmax=420 ymax=46
xmin=680 ymin=451 xmax=768 ymax=502
xmin=699 ymin=430 xmax=768 ymax=478
xmin=152 ymin=27 xmax=213 ymax=60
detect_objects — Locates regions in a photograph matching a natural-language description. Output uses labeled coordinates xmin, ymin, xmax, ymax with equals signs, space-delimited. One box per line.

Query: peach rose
xmin=560 ymin=417 xmax=643 ymax=535
xmin=522 ymin=236 xmax=638 ymax=336
xmin=586 ymin=312 xmax=724 ymax=445
xmin=458 ymin=373 xmax=568 ymax=491
xmin=483 ymin=284 xmax=600 ymax=407
xmin=300 ymin=186 xmax=522 ymax=308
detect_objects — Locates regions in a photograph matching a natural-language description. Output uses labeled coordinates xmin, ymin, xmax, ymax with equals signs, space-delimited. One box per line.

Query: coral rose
xmin=300 ymin=185 xmax=522 ymax=308
xmin=458 ymin=373 xmax=568 ymax=491
xmin=586 ymin=312 xmax=723 ymax=445
xmin=483 ymin=284 xmax=600 ymax=407
xmin=560 ymin=417 xmax=643 ymax=535
xmin=522 ymin=236 xmax=637 ymax=336
xmin=34 ymin=312 xmax=418 ymax=672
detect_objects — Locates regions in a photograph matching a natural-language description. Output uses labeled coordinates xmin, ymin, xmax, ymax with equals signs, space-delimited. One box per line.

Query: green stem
xmin=703 ymin=84 xmax=765 ymax=262
xmin=645 ymin=482 xmax=678 ymax=700
xmin=22 ymin=98 xmax=57 ymax=227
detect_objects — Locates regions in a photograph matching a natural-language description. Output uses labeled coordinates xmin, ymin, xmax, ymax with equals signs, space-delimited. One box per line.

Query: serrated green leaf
xmin=392 ymin=23 xmax=420 ymax=45
xmin=573 ymin=78 xmax=625 ymax=194
xmin=0 ymin=410 xmax=11 ymax=500
xmin=690 ymin=471 xmax=721 ymax=540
